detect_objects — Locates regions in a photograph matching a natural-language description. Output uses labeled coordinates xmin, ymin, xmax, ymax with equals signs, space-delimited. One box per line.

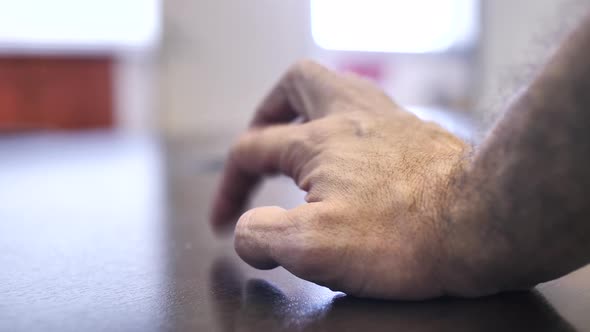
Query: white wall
xmin=478 ymin=0 xmax=590 ymax=120
xmin=157 ymin=0 xmax=312 ymax=141
xmin=154 ymin=0 xmax=590 ymax=138
xmin=114 ymin=54 xmax=159 ymax=134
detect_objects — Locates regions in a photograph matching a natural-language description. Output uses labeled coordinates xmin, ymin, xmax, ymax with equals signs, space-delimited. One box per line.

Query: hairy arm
xmin=445 ymin=13 xmax=590 ymax=294
xmin=211 ymin=13 xmax=590 ymax=299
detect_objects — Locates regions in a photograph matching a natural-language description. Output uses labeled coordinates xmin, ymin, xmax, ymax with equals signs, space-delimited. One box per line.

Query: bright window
xmin=311 ymin=0 xmax=478 ymax=53
xmin=0 ymin=0 xmax=161 ymax=51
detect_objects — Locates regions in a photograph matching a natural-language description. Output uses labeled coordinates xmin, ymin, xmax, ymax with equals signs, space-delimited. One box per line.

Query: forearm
xmin=446 ymin=13 xmax=590 ymax=293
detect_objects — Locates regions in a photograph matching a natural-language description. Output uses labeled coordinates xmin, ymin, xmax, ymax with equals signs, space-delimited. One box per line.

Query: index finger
xmin=250 ymin=59 xmax=344 ymax=127
xmin=210 ymin=61 xmax=341 ymax=232
xmin=210 ymin=124 xmax=312 ymax=232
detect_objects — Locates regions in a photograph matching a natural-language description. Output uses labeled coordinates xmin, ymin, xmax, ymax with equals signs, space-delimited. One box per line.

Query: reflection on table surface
xmin=208 ymin=257 xmax=575 ymax=332
xmin=0 ymin=133 xmax=589 ymax=331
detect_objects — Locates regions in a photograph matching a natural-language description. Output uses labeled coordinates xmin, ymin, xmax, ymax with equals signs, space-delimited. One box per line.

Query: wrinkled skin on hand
xmin=211 ymin=60 xmax=471 ymax=300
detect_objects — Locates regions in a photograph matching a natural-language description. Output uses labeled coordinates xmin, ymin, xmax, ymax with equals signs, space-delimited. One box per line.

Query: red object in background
xmin=338 ymin=61 xmax=387 ymax=84
xmin=0 ymin=56 xmax=114 ymax=131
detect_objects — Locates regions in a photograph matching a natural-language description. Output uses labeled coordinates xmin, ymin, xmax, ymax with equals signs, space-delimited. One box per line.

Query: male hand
xmin=211 ymin=60 xmax=471 ymax=299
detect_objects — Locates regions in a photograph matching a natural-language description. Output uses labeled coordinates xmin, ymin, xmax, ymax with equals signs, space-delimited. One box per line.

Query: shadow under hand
xmin=209 ymin=257 xmax=575 ymax=332
xmin=317 ymin=292 xmax=575 ymax=332
xmin=209 ymin=257 xmax=303 ymax=332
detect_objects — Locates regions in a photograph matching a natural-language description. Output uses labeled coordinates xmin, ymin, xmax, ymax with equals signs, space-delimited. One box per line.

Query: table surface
xmin=1 ymin=134 xmax=589 ymax=332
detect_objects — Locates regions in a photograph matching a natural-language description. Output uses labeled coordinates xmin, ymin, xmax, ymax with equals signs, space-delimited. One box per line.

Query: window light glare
xmin=0 ymin=0 xmax=160 ymax=51
xmin=311 ymin=0 xmax=478 ymax=53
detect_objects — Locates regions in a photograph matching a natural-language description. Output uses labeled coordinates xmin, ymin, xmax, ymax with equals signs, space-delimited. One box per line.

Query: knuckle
xmin=278 ymin=129 xmax=309 ymax=173
xmin=289 ymin=59 xmax=316 ymax=75
xmin=298 ymin=165 xmax=327 ymax=191
xmin=228 ymin=133 xmax=251 ymax=160
xmin=306 ymin=121 xmax=330 ymax=144
xmin=290 ymin=129 xmax=312 ymax=151
xmin=340 ymin=112 xmax=379 ymax=137
xmin=285 ymin=59 xmax=324 ymax=85
xmin=227 ymin=131 xmax=262 ymax=169
xmin=235 ymin=209 xmax=255 ymax=236
xmin=308 ymin=112 xmax=379 ymax=139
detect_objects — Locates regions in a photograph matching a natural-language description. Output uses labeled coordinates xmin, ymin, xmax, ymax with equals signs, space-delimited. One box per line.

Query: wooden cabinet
xmin=0 ymin=56 xmax=114 ymax=130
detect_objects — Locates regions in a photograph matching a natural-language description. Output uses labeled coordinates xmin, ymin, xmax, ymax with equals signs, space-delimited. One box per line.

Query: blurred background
xmin=2 ymin=0 xmax=590 ymax=228
xmin=4 ymin=2 xmax=590 ymax=330
xmin=3 ymin=0 xmax=590 ymax=242
xmin=1 ymin=0 xmax=588 ymax=139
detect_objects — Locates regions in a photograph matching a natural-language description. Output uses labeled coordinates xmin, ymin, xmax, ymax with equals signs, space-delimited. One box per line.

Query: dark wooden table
xmin=1 ymin=134 xmax=589 ymax=331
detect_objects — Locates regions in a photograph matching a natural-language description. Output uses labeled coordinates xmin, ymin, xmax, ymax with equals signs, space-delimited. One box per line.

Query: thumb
xmin=234 ymin=206 xmax=298 ymax=270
